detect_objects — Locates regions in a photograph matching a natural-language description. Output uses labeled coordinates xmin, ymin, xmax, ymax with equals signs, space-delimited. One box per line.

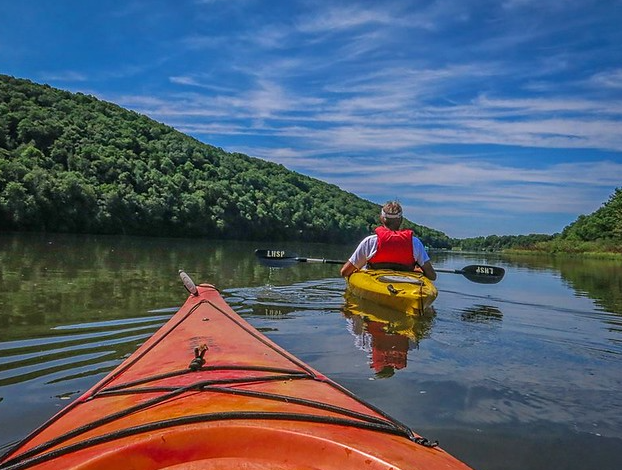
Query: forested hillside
xmin=452 ymin=233 xmax=556 ymax=252
xmin=536 ymin=188 xmax=622 ymax=253
xmin=454 ymin=188 xmax=621 ymax=254
xmin=0 ymin=75 xmax=450 ymax=247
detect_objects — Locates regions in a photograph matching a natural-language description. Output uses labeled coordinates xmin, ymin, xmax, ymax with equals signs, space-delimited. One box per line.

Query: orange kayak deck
xmin=0 ymin=282 xmax=472 ymax=470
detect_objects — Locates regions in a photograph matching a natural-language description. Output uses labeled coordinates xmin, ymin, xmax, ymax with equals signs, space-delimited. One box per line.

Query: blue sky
xmin=2 ymin=0 xmax=621 ymax=238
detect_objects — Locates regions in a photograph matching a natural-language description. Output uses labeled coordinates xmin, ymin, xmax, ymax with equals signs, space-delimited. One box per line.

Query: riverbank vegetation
xmin=453 ymin=188 xmax=621 ymax=255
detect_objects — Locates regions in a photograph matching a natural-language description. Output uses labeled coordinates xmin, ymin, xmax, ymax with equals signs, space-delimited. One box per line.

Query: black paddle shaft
xmin=254 ymin=250 xmax=505 ymax=284
xmin=254 ymin=250 xmax=344 ymax=265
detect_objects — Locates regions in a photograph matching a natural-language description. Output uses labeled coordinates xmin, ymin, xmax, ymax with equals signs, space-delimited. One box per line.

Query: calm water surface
xmin=0 ymin=233 xmax=621 ymax=470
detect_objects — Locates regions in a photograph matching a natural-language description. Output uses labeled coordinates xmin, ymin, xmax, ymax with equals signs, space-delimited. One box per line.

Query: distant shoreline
xmin=502 ymin=248 xmax=622 ymax=260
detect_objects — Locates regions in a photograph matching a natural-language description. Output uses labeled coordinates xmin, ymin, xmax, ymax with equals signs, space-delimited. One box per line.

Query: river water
xmin=0 ymin=233 xmax=620 ymax=470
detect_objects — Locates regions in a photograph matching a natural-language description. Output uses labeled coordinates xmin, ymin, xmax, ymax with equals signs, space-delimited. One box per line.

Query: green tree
xmin=0 ymin=73 xmax=453 ymax=246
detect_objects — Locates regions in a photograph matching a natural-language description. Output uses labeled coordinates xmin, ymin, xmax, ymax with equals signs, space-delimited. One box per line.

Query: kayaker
xmin=340 ymin=201 xmax=437 ymax=280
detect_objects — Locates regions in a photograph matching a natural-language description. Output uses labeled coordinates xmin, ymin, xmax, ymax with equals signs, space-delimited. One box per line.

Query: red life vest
xmin=367 ymin=321 xmax=408 ymax=373
xmin=368 ymin=226 xmax=416 ymax=270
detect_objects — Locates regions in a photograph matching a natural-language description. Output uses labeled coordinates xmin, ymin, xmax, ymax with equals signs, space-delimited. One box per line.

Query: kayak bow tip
xmin=179 ymin=269 xmax=199 ymax=296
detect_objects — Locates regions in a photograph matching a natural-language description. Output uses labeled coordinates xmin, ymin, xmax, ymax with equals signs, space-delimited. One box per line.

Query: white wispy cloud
xmin=589 ymin=68 xmax=622 ymax=89
xmin=295 ymin=5 xmax=399 ymax=34
xmin=124 ymin=85 xmax=622 ymax=154
xmin=39 ymin=71 xmax=88 ymax=82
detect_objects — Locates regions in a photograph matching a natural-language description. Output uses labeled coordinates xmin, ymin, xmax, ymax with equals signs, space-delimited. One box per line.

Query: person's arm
xmin=412 ymin=237 xmax=436 ymax=280
xmin=340 ymin=261 xmax=358 ymax=277
xmin=419 ymin=260 xmax=437 ymax=281
xmin=340 ymin=236 xmax=376 ymax=277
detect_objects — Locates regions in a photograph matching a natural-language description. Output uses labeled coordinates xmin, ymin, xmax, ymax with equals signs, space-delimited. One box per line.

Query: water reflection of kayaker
xmin=343 ymin=296 xmax=435 ymax=378
xmin=339 ymin=201 xmax=437 ymax=281
xmin=367 ymin=320 xmax=410 ymax=377
xmin=345 ymin=313 xmax=408 ymax=378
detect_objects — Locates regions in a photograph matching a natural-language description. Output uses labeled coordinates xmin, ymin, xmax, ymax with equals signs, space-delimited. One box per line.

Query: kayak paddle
xmin=254 ymin=249 xmax=505 ymax=284
xmin=436 ymin=264 xmax=505 ymax=284
xmin=254 ymin=249 xmax=343 ymax=265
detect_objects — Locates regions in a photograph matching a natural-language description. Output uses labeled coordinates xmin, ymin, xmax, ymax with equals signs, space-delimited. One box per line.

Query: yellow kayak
xmin=254 ymin=249 xmax=504 ymax=314
xmin=346 ymin=269 xmax=438 ymax=315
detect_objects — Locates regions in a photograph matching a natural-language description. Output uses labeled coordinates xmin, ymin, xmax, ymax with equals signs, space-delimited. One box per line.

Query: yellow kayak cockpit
xmin=347 ymin=269 xmax=438 ymax=315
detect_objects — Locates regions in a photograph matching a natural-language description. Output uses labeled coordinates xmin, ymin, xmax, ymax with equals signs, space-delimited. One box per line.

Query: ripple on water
xmin=224 ymin=278 xmax=346 ymax=314
xmin=0 ymin=314 xmax=171 ymax=387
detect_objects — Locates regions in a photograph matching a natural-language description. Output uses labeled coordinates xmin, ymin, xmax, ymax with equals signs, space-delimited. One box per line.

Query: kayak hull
xmin=347 ymin=270 xmax=438 ymax=315
xmin=0 ymin=282 xmax=469 ymax=470
xmin=13 ymin=423 xmax=443 ymax=470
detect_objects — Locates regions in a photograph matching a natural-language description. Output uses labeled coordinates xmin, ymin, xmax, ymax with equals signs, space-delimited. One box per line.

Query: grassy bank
xmin=503 ymin=247 xmax=622 ymax=261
